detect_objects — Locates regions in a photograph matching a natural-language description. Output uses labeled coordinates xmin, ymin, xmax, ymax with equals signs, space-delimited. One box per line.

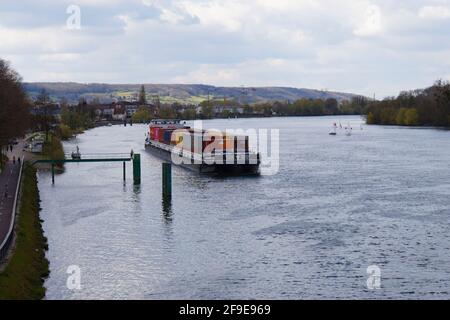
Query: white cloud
xmin=38 ymin=53 xmax=80 ymax=63
xmin=0 ymin=25 xmax=97 ymax=54
xmin=159 ymin=8 xmax=184 ymax=24
xmin=354 ymin=4 xmax=383 ymax=36
xmin=419 ymin=6 xmax=450 ymax=20
xmin=1 ymin=0 xmax=450 ymax=98
xmin=179 ymin=0 xmax=249 ymax=32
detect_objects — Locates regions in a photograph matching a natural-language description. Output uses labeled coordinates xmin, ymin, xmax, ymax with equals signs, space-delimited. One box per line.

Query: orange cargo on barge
xmin=145 ymin=119 xmax=260 ymax=175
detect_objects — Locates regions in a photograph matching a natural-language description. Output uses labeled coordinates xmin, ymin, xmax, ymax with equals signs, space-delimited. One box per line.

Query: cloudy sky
xmin=1 ymin=0 xmax=450 ymax=97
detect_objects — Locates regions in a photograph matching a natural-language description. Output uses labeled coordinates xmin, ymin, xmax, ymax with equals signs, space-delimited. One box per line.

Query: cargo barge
xmin=145 ymin=120 xmax=260 ymax=175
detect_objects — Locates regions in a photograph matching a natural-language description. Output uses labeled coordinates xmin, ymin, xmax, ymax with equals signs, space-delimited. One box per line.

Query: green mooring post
xmin=162 ymin=162 xmax=172 ymax=197
xmin=132 ymin=154 xmax=141 ymax=185
xmin=51 ymin=163 xmax=55 ymax=184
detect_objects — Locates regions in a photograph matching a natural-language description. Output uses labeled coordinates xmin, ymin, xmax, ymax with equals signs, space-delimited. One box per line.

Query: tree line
xmin=365 ymin=80 xmax=450 ymax=127
xmin=0 ymin=59 xmax=30 ymax=164
xmin=193 ymin=96 xmax=367 ymax=119
xmin=255 ymin=96 xmax=367 ymax=117
xmin=5 ymin=54 xmax=449 ymax=155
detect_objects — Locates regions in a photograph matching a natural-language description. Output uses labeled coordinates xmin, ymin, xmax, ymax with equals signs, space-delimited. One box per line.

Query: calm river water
xmin=39 ymin=116 xmax=450 ymax=299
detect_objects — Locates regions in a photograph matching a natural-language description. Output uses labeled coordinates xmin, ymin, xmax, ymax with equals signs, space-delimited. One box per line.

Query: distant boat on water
xmin=71 ymin=146 xmax=81 ymax=159
xmin=329 ymin=123 xmax=337 ymax=136
xmin=345 ymin=123 xmax=352 ymax=136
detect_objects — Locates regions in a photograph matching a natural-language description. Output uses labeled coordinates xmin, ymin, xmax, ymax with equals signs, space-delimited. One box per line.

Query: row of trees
xmin=365 ymin=80 xmax=450 ymax=127
xmin=0 ymin=59 xmax=30 ymax=167
xmin=32 ymin=95 xmax=96 ymax=140
xmin=258 ymin=96 xmax=367 ymax=117
xmin=60 ymin=99 xmax=94 ymax=131
xmin=24 ymin=84 xmax=371 ymax=132
xmin=174 ymin=96 xmax=369 ymax=120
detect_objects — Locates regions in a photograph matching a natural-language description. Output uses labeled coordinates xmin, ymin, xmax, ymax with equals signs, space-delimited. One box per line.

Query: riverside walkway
xmin=0 ymin=143 xmax=24 ymax=261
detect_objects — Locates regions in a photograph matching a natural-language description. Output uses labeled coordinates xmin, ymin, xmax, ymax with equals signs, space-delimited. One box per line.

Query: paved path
xmin=0 ymin=143 xmax=24 ymax=249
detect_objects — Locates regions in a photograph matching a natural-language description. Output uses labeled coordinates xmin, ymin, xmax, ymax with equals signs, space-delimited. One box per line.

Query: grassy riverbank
xmin=0 ymin=164 xmax=49 ymax=299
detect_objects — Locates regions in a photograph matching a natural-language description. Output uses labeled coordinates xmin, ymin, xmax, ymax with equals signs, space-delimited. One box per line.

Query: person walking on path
xmin=12 ymin=156 xmax=16 ymax=165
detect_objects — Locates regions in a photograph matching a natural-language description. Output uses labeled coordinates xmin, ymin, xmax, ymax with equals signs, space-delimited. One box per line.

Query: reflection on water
xmin=38 ymin=116 xmax=450 ymax=299
xmin=162 ymin=195 xmax=173 ymax=224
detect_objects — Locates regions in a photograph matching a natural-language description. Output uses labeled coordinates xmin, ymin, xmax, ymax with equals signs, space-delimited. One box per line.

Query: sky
xmin=1 ymin=0 xmax=450 ymax=98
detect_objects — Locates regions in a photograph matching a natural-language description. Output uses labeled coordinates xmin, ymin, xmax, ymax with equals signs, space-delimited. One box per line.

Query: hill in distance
xmin=23 ymin=82 xmax=358 ymax=105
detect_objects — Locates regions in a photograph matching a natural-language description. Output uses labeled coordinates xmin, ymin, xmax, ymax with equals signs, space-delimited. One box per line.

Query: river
xmin=38 ymin=116 xmax=450 ymax=299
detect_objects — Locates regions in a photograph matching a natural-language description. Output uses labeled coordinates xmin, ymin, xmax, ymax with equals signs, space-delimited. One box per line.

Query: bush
xmin=43 ymin=134 xmax=65 ymax=169
xmin=404 ymin=108 xmax=419 ymax=126
xmin=132 ymin=107 xmax=152 ymax=123
xmin=58 ymin=124 xmax=73 ymax=140
xmin=395 ymin=108 xmax=407 ymax=125
xmin=380 ymin=108 xmax=396 ymax=125
xmin=366 ymin=112 xmax=375 ymax=124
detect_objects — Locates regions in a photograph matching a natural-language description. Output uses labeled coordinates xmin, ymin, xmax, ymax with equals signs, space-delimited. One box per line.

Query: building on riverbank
xmin=93 ymin=102 xmax=157 ymax=121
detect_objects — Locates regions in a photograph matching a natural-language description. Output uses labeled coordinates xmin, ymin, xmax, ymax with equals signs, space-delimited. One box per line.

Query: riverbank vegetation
xmin=0 ymin=164 xmax=49 ymax=300
xmin=365 ymin=80 xmax=450 ymax=127
xmin=255 ymin=96 xmax=366 ymax=117
xmin=42 ymin=134 xmax=65 ymax=169
xmin=60 ymin=99 xmax=94 ymax=135
xmin=175 ymin=96 xmax=368 ymax=120
xmin=0 ymin=58 xmax=30 ymax=160
xmin=32 ymin=93 xmax=95 ymax=141
xmin=131 ymin=106 xmax=153 ymax=123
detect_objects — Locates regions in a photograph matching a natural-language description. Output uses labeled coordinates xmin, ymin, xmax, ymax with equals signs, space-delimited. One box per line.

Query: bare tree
xmin=0 ymin=58 xmax=30 ymax=167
